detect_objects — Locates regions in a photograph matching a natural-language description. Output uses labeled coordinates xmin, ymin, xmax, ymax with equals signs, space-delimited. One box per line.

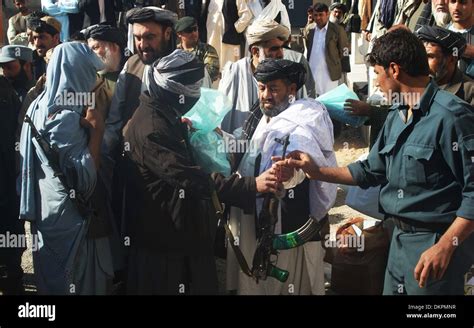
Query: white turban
xmin=246 ymin=19 xmax=290 ymax=47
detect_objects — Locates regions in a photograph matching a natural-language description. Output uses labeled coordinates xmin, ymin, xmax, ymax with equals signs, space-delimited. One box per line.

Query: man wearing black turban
xmin=225 ymin=58 xmax=337 ymax=295
xmin=100 ymin=8 xmax=178 ymax=266
xmin=122 ymin=50 xmax=282 ymax=295
xmin=105 ymin=6 xmax=178 ymax=151
xmin=254 ymin=59 xmax=307 ymax=117
xmin=84 ymin=25 xmax=127 ymax=77
xmin=345 ymin=26 xmax=473 ymax=152
xmin=416 ymin=25 xmax=473 ymax=105
xmin=81 ymin=25 xmax=131 ymax=291
xmin=84 ymin=24 xmax=127 ymax=81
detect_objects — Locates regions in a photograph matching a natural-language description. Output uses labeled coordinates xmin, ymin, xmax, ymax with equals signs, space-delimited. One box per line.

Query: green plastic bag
xmin=184 ymin=88 xmax=232 ymax=132
xmin=184 ymin=88 xmax=232 ymax=176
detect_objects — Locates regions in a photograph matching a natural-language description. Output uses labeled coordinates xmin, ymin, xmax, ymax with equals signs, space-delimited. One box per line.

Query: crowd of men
xmin=0 ymin=0 xmax=473 ymax=296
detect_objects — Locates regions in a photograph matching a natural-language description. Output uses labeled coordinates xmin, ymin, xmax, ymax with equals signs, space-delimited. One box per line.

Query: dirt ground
xmin=329 ymin=125 xmax=371 ymax=227
xmin=19 ymin=126 xmax=370 ymax=295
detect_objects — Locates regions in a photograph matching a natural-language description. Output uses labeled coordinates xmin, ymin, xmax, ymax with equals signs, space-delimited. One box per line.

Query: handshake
xmin=255 ymin=150 xmax=320 ymax=194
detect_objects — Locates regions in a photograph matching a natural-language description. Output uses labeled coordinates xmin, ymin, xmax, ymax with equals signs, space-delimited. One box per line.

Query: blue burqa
xmin=19 ymin=42 xmax=114 ymax=295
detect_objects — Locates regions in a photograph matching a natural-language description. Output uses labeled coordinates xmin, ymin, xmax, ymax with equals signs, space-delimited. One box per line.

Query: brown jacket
xmin=305 ymin=21 xmax=349 ymax=81
xmin=441 ymin=68 xmax=474 ymax=106
xmin=118 ymin=54 xmax=146 ymax=125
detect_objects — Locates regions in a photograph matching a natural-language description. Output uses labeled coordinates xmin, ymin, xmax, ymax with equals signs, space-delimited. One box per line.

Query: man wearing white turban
xmin=219 ymin=19 xmax=315 ymax=134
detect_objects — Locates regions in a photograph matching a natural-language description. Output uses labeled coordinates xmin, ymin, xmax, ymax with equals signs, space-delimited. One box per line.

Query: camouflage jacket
xmin=178 ymin=41 xmax=220 ymax=82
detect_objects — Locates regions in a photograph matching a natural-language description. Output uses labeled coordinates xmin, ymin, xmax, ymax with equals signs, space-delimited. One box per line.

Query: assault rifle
xmin=24 ymin=114 xmax=92 ymax=218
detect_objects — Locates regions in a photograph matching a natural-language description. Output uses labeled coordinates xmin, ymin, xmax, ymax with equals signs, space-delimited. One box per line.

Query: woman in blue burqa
xmin=19 ymin=42 xmax=114 ymax=295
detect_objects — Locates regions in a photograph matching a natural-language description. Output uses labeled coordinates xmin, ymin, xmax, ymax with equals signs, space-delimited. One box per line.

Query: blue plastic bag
xmin=316 ymin=84 xmax=368 ymax=128
xmin=184 ymin=88 xmax=232 ymax=175
xmin=466 ymin=60 xmax=474 ymax=79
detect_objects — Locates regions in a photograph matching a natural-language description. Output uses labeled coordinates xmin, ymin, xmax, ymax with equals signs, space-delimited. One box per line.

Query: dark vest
xmin=280 ymin=179 xmax=311 ymax=234
xmin=222 ymin=0 xmax=243 ymax=45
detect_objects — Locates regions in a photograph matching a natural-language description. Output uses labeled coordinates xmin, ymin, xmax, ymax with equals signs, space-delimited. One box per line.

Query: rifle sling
xmin=209 ymin=178 xmax=254 ymax=278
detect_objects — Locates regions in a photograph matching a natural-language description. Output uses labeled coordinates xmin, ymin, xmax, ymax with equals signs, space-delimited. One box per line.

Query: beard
xmin=8 ymin=66 xmax=28 ymax=87
xmin=432 ymin=5 xmax=451 ymax=27
xmin=431 ymin=57 xmax=449 ymax=83
xmin=329 ymin=15 xmax=341 ymax=24
xmin=260 ymin=95 xmax=290 ymax=118
xmin=138 ymin=37 xmax=170 ymax=65
xmin=100 ymin=46 xmax=121 ymax=73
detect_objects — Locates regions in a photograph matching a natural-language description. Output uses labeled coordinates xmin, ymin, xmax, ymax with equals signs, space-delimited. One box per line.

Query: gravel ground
xmin=217 ymin=125 xmax=370 ymax=294
xmin=21 ymin=223 xmax=36 ymax=295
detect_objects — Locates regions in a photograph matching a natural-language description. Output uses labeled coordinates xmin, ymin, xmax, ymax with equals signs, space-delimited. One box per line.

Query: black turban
xmin=329 ymin=2 xmax=348 ymax=13
xmin=416 ymin=25 xmax=467 ymax=57
xmin=254 ymin=59 xmax=307 ymax=91
xmin=27 ymin=16 xmax=61 ymax=35
xmin=26 ymin=11 xmax=47 ymax=29
xmin=126 ymin=7 xmax=177 ymax=26
xmin=83 ymin=24 xmax=127 ymax=49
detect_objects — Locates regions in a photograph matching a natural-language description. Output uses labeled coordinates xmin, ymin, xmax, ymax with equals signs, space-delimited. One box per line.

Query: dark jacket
xmin=0 ymin=77 xmax=21 ymax=233
xmin=306 ymin=21 xmax=349 ymax=81
xmin=222 ymin=0 xmax=243 ymax=45
xmin=443 ymin=68 xmax=474 ymax=106
xmin=79 ymin=0 xmax=117 ymax=28
xmin=122 ymin=92 xmax=256 ymax=254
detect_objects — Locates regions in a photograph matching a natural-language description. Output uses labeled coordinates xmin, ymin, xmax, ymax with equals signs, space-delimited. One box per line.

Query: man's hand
xmin=414 ymin=242 xmax=455 ymax=288
xmin=80 ymin=108 xmax=104 ymax=169
xmin=272 ymin=151 xmax=320 ymax=180
xmin=344 ymin=99 xmax=371 ymax=117
xmin=362 ymin=30 xmax=371 ymax=42
xmin=462 ymin=44 xmax=474 ymax=59
xmin=256 ymin=168 xmax=283 ymax=194
xmin=214 ymin=127 xmax=223 ymax=137
xmin=271 ymin=162 xmax=294 ymax=183
xmin=80 ymin=107 xmax=104 ymax=133
xmin=273 ymin=151 xmax=356 ymax=185
xmin=181 ymin=117 xmax=199 ymax=133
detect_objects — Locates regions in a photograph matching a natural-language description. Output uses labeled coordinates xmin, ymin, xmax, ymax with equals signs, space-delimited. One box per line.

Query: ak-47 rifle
xmin=24 ymin=114 xmax=92 ymax=218
xmin=210 ymin=135 xmax=325 ymax=283
xmin=251 ymin=135 xmax=290 ymax=282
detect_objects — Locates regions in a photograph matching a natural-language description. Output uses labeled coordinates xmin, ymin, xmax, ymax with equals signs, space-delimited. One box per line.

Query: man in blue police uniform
xmin=275 ymin=28 xmax=474 ymax=295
